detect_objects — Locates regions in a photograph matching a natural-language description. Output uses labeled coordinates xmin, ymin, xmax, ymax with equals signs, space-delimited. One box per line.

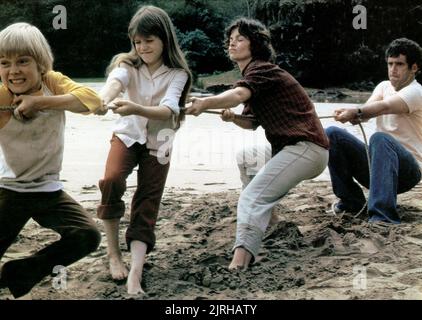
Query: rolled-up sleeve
xmin=107 ymin=67 xmax=130 ymax=89
xmin=159 ymin=70 xmax=188 ymax=115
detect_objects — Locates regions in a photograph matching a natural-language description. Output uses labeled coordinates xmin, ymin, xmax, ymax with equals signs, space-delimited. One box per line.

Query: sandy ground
xmin=1 ymin=83 xmax=422 ymax=300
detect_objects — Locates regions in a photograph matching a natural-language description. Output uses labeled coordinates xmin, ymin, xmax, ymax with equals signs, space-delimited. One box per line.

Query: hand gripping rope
xmin=0 ymin=105 xmax=31 ymax=121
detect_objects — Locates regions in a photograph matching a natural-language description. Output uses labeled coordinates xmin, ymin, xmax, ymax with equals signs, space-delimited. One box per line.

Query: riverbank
xmin=2 ymin=181 xmax=422 ymax=300
xmin=198 ymin=70 xmax=373 ymax=104
xmin=1 ymin=82 xmax=421 ymax=300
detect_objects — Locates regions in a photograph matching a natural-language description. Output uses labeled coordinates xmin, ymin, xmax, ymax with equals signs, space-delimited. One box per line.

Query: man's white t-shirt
xmin=374 ymin=79 xmax=422 ymax=170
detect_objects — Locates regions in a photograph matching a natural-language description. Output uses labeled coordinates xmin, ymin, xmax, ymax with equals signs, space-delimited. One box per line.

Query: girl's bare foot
xmin=103 ymin=219 xmax=128 ymax=280
xmin=126 ymin=267 xmax=145 ymax=295
xmin=126 ymin=240 xmax=147 ymax=295
xmin=109 ymin=255 xmax=129 ymax=280
xmin=228 ymin=247 xmax=252 ymax=271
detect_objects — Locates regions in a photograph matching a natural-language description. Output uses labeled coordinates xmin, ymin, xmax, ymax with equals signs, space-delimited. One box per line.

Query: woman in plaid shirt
xmin=186 ymin=18 xmax=329 ymax=270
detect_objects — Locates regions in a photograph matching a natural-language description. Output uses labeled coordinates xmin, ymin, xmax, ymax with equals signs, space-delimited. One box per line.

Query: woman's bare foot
xmin=109 ymin=255 xmax=129 ymax=280
xmin=228 ymin=247 xmax=252 ymax=271
xmin=269 ymin=209 xmax=280 ymax=226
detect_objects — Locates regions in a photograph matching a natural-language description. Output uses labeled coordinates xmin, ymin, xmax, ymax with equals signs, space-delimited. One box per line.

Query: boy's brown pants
xmin=0 ymin=189 xmax=101 ymax=298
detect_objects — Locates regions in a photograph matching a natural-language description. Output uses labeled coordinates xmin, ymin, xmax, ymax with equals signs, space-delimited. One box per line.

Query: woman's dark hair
xmin=225 ymin=18 xmax=275 ymax=62
xmin=385 ymin=38 xmax=422 ymax=74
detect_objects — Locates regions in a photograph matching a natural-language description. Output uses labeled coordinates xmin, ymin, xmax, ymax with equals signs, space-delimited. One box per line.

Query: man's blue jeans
xmin=326 ymin=126 xmax=421 ymax=223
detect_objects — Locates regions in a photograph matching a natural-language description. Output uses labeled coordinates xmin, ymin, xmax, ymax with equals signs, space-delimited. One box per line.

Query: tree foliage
xmin=0 ymin=0 xmax=420 ymax=87
xmin=0 ymin=0 xmax=243 ymax=78
xmin=152 ymin=0 xmax=235 ymax=74
xmin=252 ymin=0 xmax=422 ymax=87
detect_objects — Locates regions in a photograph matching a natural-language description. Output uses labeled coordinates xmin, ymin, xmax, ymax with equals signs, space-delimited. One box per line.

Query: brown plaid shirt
xmin=234 ymin=60 xmax=329 ymax=156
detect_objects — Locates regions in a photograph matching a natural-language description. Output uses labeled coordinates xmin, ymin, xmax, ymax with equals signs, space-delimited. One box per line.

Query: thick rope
xmin=353 ymin=122 xmax=370 ymax=218
xmin=0 ymin=105 xmax=16 ymax=111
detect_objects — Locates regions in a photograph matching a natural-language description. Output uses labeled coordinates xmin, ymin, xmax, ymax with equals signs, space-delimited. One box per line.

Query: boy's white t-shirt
xmin=374 ymin=79 xmax=422 ymax=170
xmin=0 ymin=71 xmax=100 ymax=192
xmin=0 ymin=85 xmax=65 ymax=192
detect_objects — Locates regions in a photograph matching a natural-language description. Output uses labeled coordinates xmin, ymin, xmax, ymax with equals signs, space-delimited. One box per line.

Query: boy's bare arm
xmin=12 ymin=94 xmax=90 ymax=119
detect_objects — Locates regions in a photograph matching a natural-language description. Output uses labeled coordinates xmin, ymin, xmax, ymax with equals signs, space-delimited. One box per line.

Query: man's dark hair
xmin=385 ymin=38 xmax=422 ymax=74
xmin=225 ymin=18 xmax=275 ymax=63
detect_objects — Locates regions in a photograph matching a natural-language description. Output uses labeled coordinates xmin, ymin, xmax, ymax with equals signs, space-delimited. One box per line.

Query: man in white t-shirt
xmin=326 ymin=38 xmax=422 ymax=224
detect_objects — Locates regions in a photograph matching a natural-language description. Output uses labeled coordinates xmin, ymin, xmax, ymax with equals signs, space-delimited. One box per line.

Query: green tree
xmin=253 ymin=0 xmax=422 ymax=87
